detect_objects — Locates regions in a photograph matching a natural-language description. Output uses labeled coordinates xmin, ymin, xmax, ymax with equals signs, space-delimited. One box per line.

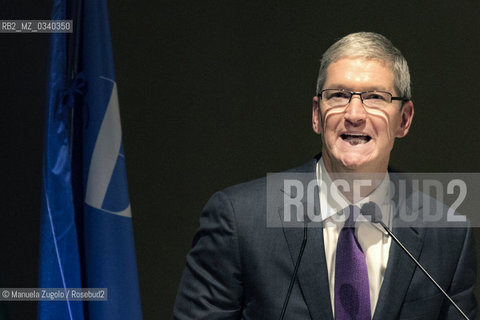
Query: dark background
xmin=2 ymin=0 xmax=480 ymax=319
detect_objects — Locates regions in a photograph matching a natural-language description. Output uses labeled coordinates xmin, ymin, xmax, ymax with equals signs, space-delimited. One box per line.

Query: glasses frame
xmin=318 ymin=89 xmax=410 ymax=108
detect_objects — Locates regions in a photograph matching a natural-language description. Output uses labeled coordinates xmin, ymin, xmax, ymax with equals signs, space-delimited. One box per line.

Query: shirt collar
xmin=316 ymin=158 xmax=391 ymax=227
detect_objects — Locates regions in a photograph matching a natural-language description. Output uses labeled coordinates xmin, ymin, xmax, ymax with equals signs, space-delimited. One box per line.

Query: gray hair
xmin=316 ymin=32 xmax=411 ymax=100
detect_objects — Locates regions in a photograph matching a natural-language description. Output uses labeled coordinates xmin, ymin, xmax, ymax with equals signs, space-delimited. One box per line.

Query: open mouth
xmin=341 ymin=133 xmax=372 ymax=145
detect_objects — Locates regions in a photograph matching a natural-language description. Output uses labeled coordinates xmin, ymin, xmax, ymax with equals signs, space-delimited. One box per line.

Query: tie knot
xmin=344 ymin=205 xmax=360 ymax=228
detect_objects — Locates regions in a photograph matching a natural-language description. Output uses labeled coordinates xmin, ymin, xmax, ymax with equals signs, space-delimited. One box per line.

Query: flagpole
xmin=67 ymin=0 xmax=82 ymax=161
xmin=68 ymin=0 xmax=87 ymax=283
xmin=67 ymin=0 xmax=83 ymax=81
xmin=67 ymin=1 xmax=88 ymax=314
xmin=67 ymin=0 xmax=85 ymax=218
xmin=72 ymin=0 xmax=83 ymax=78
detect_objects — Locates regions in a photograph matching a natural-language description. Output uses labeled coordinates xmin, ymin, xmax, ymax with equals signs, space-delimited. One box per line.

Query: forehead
xmin=324 ymin=58 xmax=395 ymax=91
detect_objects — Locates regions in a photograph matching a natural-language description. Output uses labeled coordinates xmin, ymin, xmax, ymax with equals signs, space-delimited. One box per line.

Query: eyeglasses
xmin=318 ymin=89 xmax=409 ymax=109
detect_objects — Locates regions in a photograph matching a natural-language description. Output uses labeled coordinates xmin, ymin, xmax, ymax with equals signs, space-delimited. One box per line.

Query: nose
xmin=344 ymin=95 xmax=367 ymax=125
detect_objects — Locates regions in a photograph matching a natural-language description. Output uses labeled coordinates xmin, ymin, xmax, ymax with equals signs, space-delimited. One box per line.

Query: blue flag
xmin=80 ymin=0 xmax=142 ymax=318
xmin=38 ymin=0 xmax=85 ymax=319
xmin=38 ymin=0 xmax=142 ymax=319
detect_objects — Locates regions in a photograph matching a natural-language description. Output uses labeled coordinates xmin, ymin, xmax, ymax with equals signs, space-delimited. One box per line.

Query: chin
xmin=339 ymin=154 xmax=374 ymax=171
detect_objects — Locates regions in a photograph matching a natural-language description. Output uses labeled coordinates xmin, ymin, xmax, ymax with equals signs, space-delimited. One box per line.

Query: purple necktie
xmin=334 ymin=205 xmax=371 ymax=320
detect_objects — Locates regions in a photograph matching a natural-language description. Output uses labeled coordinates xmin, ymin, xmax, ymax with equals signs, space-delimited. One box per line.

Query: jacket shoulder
xmin=217 ymin=157 xmax=318 ymax=201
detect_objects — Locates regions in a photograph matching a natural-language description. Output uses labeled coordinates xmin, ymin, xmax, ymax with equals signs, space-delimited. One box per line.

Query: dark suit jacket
xmin=173 ymin=156 xmax=478 ymax=319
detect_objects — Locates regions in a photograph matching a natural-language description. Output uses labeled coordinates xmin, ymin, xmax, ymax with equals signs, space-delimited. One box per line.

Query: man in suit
xmin=173 ymin=32 xmax=477 ymax=319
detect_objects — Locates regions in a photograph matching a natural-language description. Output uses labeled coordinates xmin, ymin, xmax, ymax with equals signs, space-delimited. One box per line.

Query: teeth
xmin=344 ymin=133 xmax=366 ymax=137
xmin=341 ymin=134 xmax=371 ymax=145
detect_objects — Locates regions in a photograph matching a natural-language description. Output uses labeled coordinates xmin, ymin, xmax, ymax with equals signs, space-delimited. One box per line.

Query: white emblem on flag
xmin=85 ymin=77 xmax=132 ymax=217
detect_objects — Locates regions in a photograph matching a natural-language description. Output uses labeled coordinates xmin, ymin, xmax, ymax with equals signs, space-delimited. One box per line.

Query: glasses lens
xmin=361 ymin=91 xmax=391 ymax=108
xmin=322 ymin=90 xmax=351 ymax=108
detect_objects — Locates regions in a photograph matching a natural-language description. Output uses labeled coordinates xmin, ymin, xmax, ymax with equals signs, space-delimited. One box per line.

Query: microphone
xmin=360 ymin=202 xmax=470 ymax=320
xmin=278 ymin=220 xmax=308 ymax=320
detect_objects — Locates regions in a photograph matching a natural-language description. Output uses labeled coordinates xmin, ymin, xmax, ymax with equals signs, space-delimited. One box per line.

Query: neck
xmin=322 ymin=156 xmax=388 ymax=203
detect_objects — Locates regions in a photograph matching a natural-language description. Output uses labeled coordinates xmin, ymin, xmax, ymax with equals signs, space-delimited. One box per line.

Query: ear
xmin=395 ymin=100 xmax=414 ymax=138
xmin=312 ymin=96 xmax=322 ymax=134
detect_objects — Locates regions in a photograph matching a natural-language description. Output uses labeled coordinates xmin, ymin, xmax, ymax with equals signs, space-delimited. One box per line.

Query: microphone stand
xmin=376 ymin=219 xmax=470 ymax=320
xmin=278 ymin=224 xmax=308 ymax=320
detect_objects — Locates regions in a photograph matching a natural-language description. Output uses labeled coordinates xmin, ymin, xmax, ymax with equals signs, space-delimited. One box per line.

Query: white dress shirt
xmin=316 ymin=158 xmax=393 ymax=317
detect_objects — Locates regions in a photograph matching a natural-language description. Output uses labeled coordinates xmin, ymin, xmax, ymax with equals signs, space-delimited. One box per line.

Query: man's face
xmin=312 ymin=57 xmax=414 ymax=173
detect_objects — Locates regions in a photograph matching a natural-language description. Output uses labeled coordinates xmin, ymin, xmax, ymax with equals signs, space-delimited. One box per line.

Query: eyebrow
xmin=324 ymin=84 xmax=392 ymax=92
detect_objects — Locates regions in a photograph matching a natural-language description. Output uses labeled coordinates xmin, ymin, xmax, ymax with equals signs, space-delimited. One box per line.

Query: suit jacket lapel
xmin=373 ymin=188 xmax=426 ymax=320
xmin=279 ymin=155 xmax=334 ymax=320
xmin=282 ymin=224 xmax=333 ymax=319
